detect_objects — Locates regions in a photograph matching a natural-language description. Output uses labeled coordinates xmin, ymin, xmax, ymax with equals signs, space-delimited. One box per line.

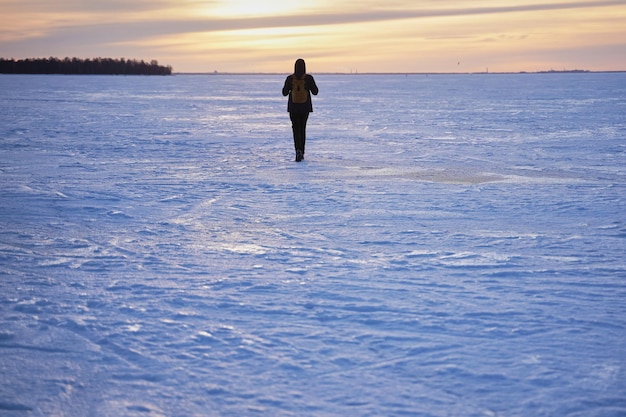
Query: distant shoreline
xmin=3 ymin=68 xmax=624 ymax=76
xmin=174 ymin=70 xmax=625 ymax=76
xmin=0 ymin=57 xmax=172 ymax=75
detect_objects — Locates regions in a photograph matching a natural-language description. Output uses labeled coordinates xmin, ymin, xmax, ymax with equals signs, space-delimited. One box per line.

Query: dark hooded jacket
xmin=282 ymin=58 xmax=318 ymax=113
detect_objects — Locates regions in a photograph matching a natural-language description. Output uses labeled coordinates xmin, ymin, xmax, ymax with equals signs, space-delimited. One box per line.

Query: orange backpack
xmin=291 ymin=75 xmax=308 ymax=104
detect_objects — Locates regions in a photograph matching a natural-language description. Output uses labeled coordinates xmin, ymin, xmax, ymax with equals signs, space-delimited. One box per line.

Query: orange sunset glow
xmin=1 ymin=0 xmax=625 ymax=73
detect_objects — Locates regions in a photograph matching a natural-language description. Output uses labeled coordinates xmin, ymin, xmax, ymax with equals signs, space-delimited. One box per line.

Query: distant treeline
xmin=0 ymin=57 xmax=172 ymax=75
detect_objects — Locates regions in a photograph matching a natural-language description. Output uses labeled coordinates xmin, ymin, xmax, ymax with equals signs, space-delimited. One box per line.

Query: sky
xmin=1 ymin=0 xmax=625 ymax=73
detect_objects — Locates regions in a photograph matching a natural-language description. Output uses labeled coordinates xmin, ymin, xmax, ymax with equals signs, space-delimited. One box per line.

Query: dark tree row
xmin=0 ymin=57 xmax=172 ymax=75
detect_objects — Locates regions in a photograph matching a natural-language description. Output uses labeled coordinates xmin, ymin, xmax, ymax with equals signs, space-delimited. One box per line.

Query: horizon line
xmin=173 ymin=70 xmax=626 ymax=75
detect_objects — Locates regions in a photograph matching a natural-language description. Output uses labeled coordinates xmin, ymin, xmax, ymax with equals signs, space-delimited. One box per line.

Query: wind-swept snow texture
xmin=1 ymin=73 xmax=625 ymax=416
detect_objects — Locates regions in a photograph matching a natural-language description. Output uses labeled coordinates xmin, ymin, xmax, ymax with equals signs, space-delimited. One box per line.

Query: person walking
xmin=282 ymin=58 xmax=318 ymax=162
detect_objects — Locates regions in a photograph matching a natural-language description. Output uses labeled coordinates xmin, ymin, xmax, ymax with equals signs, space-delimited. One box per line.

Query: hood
xmin=294 ymin=58 xmax=306 ymax=78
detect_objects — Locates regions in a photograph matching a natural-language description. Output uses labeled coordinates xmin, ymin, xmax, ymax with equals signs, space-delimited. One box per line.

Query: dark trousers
xmin=290 ymin=112 xmax=309 ymax=154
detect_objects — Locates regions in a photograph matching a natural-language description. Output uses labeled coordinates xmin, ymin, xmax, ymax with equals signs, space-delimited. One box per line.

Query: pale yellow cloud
xmin=202 ymin=1 xmax=311 ymax=18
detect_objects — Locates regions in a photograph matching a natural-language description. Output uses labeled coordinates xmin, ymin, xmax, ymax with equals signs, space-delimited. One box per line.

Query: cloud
xmin=8 ymin=0 xmax=615 ymax=47
xmin=170 ymin=1 xmax=624 ymax=31
xmin=1 ymin=0 xmax=181 ymax=14
xmin=6 ymin=1 xmax=625 ymax=42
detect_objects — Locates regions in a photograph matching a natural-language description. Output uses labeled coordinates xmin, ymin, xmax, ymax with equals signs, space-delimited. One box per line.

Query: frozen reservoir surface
xmin=1 ymin=73 xmax=625 ymax=416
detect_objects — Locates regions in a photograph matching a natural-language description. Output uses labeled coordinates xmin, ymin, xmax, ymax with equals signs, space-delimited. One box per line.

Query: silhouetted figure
xmin=282 ymin=59 xmax=319 ymax=162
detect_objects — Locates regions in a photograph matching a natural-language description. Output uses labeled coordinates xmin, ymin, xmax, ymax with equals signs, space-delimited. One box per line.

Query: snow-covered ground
xmin=1 ymin=73 xmax=625 ymax=416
